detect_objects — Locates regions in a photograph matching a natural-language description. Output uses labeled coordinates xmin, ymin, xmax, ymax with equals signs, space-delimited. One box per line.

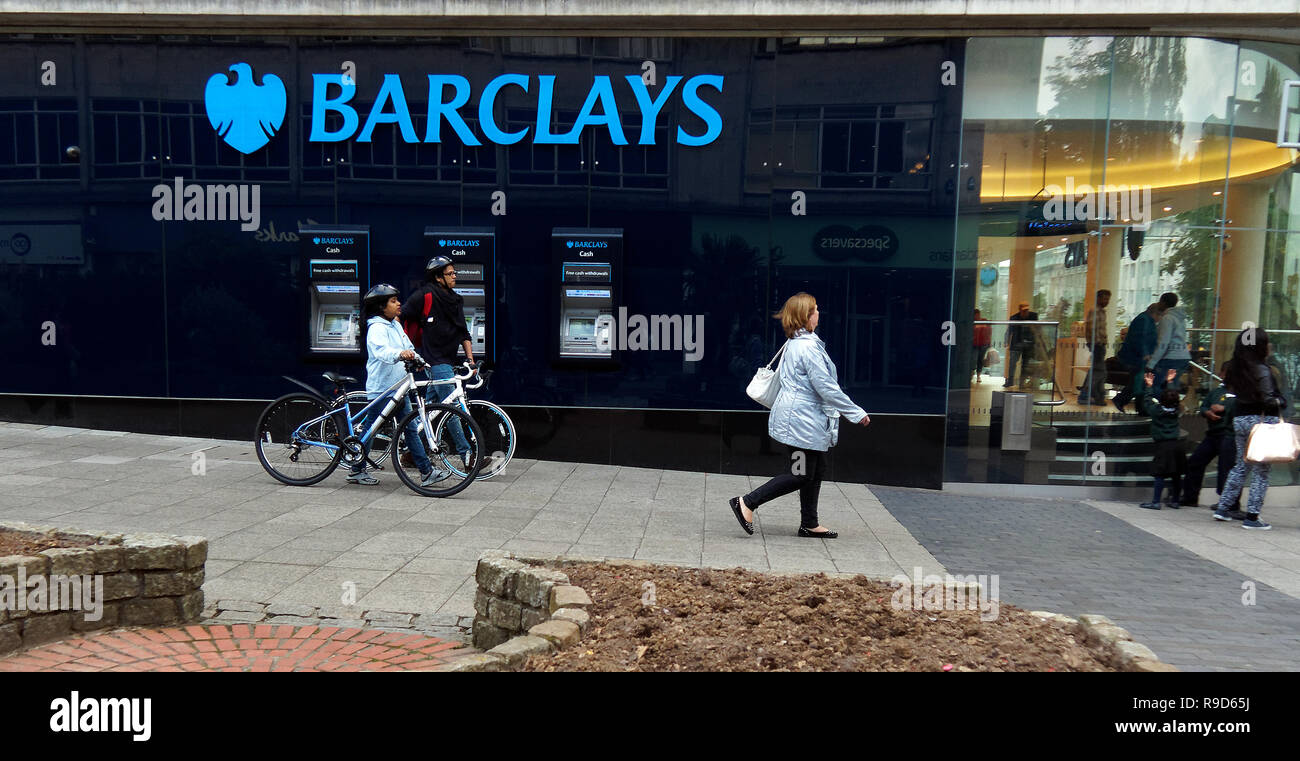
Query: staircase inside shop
xmin=1048 ymin=414 xmax=1206 ymax=487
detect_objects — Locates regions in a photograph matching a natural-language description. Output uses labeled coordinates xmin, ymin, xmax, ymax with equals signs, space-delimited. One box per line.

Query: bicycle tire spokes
xmin=255 ymin=394 xmax=343 ymax=486
xmin=392 ymin=404 xmax=484 ymax=497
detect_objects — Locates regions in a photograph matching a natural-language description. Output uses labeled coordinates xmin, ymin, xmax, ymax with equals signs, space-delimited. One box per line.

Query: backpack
xmin=402 ymin=291 xmax=434 ymax=347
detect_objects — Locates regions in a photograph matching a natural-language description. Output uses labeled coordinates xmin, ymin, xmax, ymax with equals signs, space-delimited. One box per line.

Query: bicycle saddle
xmin=322 ymin=372 xmax=358 ymax=386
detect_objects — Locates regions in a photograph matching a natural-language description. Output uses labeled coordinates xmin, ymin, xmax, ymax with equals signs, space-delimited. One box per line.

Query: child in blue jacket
xmin=348 ymin=284 xmax=446 ymax=487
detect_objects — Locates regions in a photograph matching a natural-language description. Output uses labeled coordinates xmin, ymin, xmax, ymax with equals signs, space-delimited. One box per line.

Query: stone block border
xmin=0 ymin=520 xmax=206 ymax=656
xmin=460 ymin=552 xmax=1178 ymax=672
xmin=200 ymin=600 xmax=473 ymax=643
xmin=455 ymin=551 xmax=597 ymax=672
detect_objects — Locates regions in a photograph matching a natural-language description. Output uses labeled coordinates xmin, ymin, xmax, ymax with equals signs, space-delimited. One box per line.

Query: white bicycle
xmin=329 ymin=361 xmax=515 ymax=480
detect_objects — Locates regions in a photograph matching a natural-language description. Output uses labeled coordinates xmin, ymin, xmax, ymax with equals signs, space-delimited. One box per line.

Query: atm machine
xmin=424 ymin=226 xmax=495 ymax=363
xmin=552 ymin=227 xmax=623 ymax=364
xmin=301 ymin=224 xmax=370 ymax=361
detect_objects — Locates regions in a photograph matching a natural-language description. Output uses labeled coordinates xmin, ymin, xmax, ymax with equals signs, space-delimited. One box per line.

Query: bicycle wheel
xmin=255 ymin=393 xmax=343 ymax=486
xmin=392 ymin=403 xmax=485 ymax=497
xmin=436 ymin=400 xmax=515 ymax=480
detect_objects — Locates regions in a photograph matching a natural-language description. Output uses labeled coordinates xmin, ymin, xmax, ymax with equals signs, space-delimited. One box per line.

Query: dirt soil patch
xmin=0 ymin=529 xmax=96 ymax=557
xmin=522 ymin=563 xmax=1117 ymax=672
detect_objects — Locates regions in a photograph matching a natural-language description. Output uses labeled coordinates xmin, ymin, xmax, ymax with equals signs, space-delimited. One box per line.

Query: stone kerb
xmin=1030 ymin=612 xmax=1180 ymax=672
xmin=0 ymin=521 xmax=207 ymax=655
xmin=459 ymin=551 xmax=593 ymax=672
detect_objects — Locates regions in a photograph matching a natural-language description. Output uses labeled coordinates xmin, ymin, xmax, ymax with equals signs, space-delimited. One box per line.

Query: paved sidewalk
xmin=875 ymin=487 xmax=1300 ymax=672
xmin=3 ymin=422 xmax=1299 ymax=672
xmin=0 ymin=423 xmax=942 ymax=629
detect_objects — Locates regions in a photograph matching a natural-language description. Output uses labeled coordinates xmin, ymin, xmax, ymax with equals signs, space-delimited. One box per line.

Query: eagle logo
xmin=204 ymin=63 xmax=287 ymax=155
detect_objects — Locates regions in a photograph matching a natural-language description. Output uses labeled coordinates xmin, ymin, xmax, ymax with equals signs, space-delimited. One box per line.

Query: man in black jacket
xmin=1002 ymin=301 xmax=1039 ymax=390
xmin=402 ymin=255 xmax=476 ymax=468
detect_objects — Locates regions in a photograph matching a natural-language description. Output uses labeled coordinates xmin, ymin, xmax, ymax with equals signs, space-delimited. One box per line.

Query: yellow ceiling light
xmin=978 ymin=128 xmax=1298 ymax=202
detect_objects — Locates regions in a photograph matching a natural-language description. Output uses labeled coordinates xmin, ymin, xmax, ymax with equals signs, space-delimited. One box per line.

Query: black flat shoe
xmin=798 ymin=526 xmax=838 ymax=539
xmin=729 ymin=497 xmax=754 ymax=535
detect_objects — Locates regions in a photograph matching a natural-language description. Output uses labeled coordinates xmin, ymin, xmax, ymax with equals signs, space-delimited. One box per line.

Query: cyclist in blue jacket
xmin=348 ymin=284 xmax=447 ymax=487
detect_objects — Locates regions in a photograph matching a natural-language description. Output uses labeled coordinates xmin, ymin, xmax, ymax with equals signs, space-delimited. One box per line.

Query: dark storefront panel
xmin=0 ymin=35 xmax=962 ymax=486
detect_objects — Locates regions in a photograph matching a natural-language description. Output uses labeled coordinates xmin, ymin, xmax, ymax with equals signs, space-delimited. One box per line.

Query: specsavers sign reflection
xmin=691 ymin=216 xmax=968 ymax=270
xmin=0 ymin=224 xmax=84 ymax=265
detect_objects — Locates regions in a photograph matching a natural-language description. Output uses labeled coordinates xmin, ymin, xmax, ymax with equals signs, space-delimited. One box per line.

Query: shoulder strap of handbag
xmin=766 ymin=340 xmax=790 ymax=369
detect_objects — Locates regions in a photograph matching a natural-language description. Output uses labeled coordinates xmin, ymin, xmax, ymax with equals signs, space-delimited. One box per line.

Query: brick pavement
xmin=0 ymin=624 xmax=471 ymax=672
xmin=872 ymin=486 xmax=1300 ymax=672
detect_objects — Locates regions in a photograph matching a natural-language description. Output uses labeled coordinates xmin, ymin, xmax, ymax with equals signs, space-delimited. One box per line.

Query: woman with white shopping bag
xmin=730 ymin=293 xmax=869 ymax=538
xmin=1215 ymin=327 xmax=1288 ymax=530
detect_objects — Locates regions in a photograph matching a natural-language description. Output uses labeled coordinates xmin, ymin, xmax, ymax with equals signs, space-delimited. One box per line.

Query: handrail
xmin=1187 ymin=361 xmax=1224 ymax=383
xmin=974 ymin=320 xmax=1061 ymax=326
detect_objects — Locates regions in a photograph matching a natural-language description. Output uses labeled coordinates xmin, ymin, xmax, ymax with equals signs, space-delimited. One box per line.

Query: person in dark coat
xmin=1181 ymin=363 xmax=1242 ymax=515
xmin=1002 ymin=301 xmax=1039 ymax=390
xmin=1214 ymin=327 xmax=1286 ymax=530
xmin=1113 ymin=301 xmax=1165 ymax=414
xmin=401 ymin=255 xmax=477 ymax=469
xmin=1139 ymin=369 xmax=1185 ymax=509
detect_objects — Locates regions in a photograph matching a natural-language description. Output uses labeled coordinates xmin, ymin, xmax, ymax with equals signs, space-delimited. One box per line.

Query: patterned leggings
xmin=1216 ymin=415 xmax=1278 ymax=515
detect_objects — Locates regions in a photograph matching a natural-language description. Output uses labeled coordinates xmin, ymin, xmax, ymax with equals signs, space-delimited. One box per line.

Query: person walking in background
xmin=1139 ymin=369 xmax=1186 ymax=509
xmin=1079 ymin=290 xmax=1111 ymax=405
xmin=1003 ymin=301 xmax=1039 ymax=390
xmin=1147 ymin=292 xmax=1191 ymax=395
xmin=1113 ymin=300 xmax=1166 ymax=414
xmin=729 ymin=293 xmax=869 ymax=538
xmin=1181 ymin=362 xmax=1243 ymax=515
xmin=1214 ymin=327 xmax=1285 ymax=530
xmin=973 ymin=308 xmax=992 ymax=385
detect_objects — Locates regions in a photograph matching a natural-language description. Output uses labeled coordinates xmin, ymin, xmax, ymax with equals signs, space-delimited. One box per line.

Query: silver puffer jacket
xmin=768 ymin=329 xmax=867 ymax=452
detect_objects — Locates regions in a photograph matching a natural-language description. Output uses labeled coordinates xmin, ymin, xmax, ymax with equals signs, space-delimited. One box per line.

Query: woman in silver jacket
xmin=730 ymin=293 xmax=870 ymax=538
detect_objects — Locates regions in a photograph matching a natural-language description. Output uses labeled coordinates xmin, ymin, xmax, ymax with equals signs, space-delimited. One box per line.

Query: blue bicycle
xmin=254 ymin=355 xmax=485 ymax=497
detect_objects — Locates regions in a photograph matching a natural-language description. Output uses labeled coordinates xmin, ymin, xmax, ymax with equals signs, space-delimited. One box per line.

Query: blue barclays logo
xmin=438 ymin=239 xmax=480 ymax=247
xmin=308 ymin=73 xmax=723 ymax=147
xmin=565 ymin=240 xmax=608 ymax=249
xmin=312 ymin=237 xmax=354 ymax=245
xmin=203 ymin=67 xmax=724 ymax=150
xmin=204 ymin=63 xmax=287 ymax=155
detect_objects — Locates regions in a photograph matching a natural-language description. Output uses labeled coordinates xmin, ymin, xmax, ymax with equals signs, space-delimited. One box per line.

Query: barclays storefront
xmin=2 ymin=31 xmax=1298 ymax=491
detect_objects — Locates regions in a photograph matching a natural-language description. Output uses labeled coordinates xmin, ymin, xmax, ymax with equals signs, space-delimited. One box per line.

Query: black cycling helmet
xmin=425 ymin=255 xmax=453 ymax=282
xmin=362 ymin=283 xmax=400 ymax=315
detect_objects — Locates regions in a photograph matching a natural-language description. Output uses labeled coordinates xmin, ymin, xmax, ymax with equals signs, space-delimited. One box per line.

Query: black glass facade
xmin=0 ymin=36 xmax=960 ymax=415
xmin=5 ymin=33 xmax=1297 ymax=489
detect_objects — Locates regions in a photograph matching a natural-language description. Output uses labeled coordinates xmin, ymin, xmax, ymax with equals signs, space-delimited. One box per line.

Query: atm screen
xmin=322 ymin=314 xmax=350 ymax=336
xmin=568 ymin=318 xmax=596 ymax=337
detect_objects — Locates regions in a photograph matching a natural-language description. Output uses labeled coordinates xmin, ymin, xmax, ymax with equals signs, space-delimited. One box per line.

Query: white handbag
xmin=1244 ymin=421 xmax=1300 ymax=463
xmin=746 ymin=341 xmax=788 ymax=409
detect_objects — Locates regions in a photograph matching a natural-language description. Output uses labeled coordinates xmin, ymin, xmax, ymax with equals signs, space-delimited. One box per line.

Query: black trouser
xmin=1081 ymin=342 xmax=1107 ymax=402
xmin=744 ymin=445 xmax=826 ymax=529
xmin=1183 ymin=432 xmax=1237 ymax=505
xmin=1112 ymin=359 xmax=1144 ymax=410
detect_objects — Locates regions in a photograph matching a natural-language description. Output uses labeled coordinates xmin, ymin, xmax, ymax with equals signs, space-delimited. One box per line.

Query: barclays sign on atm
xmin=204 ymin=63 xmax=725 ymax=155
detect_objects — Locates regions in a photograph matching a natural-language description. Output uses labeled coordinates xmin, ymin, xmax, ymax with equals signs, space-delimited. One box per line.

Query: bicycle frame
xmin=293 ymin=368 xmax=433 ymax=455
